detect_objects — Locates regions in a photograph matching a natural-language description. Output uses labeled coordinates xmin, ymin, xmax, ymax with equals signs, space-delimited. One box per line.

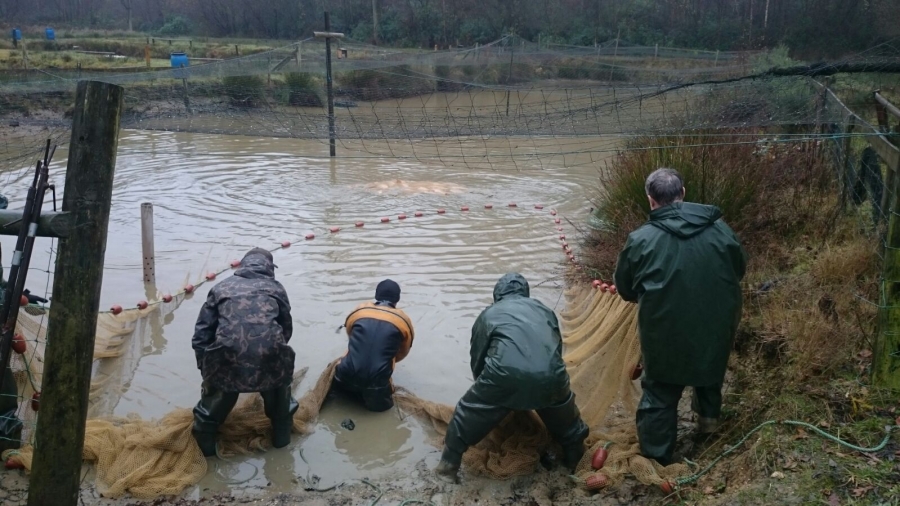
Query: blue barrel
xmin=45 ymin=28 xmax=55 ymax=40
xmin=170 ymin=52 xmax=189 ymax=68
xmin=12 ymin=29 xmax=21 ymax=41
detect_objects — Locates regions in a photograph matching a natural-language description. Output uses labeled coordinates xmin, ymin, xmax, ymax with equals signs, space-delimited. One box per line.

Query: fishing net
xmin=2 ymin=283 xmax=689 ymax=498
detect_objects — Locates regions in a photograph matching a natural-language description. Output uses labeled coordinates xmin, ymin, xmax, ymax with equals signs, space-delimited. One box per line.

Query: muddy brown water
xmin=0 ymin=129 xmax=612 ymax=498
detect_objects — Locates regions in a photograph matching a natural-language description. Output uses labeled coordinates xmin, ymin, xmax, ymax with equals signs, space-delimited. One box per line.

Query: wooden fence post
xmin=875 ymin=93 xmax=900 ymax=390
xmin=141 ymin=203 xmax=155 ymax=284
xmin=27 ymin=80 xmax=123 ymax=506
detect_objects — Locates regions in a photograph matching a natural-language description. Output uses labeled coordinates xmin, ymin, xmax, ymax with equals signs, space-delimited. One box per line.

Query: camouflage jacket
xmin=192 ymin=251 xmax=295 ymax=393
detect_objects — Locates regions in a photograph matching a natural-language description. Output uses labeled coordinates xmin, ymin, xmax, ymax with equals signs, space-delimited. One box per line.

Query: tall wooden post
xmin=315 ymin=13 xmax=344 ymax=158
xmin=27 ymin=81 xmax=123 ymax=506
xmin=141 ymin=203 xmax=155 ymax=284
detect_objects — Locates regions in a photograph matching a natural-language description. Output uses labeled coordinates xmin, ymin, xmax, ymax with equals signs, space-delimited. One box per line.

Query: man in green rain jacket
xmin=614 ymin=168 xmax=747 ymax=466
xmin=435 ymin=273 xmax=589 ymax=483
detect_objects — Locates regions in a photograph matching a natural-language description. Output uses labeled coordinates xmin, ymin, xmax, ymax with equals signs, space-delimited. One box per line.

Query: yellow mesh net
xmin=2 ymin=285 xmax=690 ymax=498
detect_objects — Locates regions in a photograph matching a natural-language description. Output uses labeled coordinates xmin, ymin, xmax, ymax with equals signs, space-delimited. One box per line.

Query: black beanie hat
xmin=375 ymin=279 xmax=401 ymax=304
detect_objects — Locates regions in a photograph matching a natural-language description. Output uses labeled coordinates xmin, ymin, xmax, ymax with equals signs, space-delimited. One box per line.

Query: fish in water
xmin=363 ymin=179 xmax=466 ymax=195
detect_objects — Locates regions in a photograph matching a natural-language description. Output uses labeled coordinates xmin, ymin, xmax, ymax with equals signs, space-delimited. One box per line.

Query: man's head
xmin=375 ymin=279 xmax=401 ymax=306
xmin=645 ymin=168 xmax=685 ymax=210
xmin=237 ymin=247 xmax=277 ymax=278
xmin=492 ymin=273 xmax=530 ymax=302
xmin=243 ymin=247 xmax=274 ymax=264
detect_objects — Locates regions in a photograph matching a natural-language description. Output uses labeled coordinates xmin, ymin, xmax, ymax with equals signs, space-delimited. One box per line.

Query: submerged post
xmin=315 ymin=12 xmax=345 ymax=158
xmin=28 ymin=80 xmax=123 ymax=506
xmin=141 ymin=203 xmax=155 ymax=284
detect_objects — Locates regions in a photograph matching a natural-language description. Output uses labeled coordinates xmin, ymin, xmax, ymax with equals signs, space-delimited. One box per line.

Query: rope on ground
xmin=673 ymin=420 xmax=897 ymax=489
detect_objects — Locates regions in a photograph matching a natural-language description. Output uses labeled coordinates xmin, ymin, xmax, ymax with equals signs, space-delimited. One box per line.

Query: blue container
xmin=45 ymin=28 xmax=55 ymax=40
xmin=170 ymin=52 xmax=189 ymax=68
xmin=11 ymin=29 xmax=21 ymax=41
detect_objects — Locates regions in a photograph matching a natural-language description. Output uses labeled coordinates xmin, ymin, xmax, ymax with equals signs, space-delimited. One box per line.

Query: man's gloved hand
xmin=23 ymin=289 xmax=48 ymax=305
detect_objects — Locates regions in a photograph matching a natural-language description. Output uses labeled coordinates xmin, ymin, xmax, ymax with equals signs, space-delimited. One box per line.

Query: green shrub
xmin=222 ymin=75 xmax=266 ymax=107
xmin=158 ymin=16 xmax=193 ymax=37
xmin=283 ymin=72 xmax=323 ymax=107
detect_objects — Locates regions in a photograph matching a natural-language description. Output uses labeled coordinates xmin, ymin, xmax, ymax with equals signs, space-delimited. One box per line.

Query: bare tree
xmin=120 ymin=0 xmax=133 ymax=31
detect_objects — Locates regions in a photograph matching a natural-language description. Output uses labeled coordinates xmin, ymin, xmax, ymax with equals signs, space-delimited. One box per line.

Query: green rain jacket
xmin=469 ymin=273 xmax=571 ymax=410
xmin=614 ymin=202 xmax=747 ymax=386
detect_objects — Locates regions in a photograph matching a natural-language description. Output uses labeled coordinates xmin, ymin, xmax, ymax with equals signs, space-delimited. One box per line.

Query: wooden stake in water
xmin=315 ymin=13 xmax=345 ymax=158
xmin=141 ymin=203 xmax=155 ymax=284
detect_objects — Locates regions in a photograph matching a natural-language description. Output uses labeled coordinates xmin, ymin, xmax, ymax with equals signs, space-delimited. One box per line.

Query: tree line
xmin=2 ymin=0 xmax=898 ymax=57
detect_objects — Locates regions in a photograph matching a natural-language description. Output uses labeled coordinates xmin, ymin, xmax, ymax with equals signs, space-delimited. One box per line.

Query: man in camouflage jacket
xmin=191 ymin=247 xmax=297 ymax=457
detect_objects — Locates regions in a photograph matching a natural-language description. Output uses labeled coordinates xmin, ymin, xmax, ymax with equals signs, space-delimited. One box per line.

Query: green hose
xmin=673 ymin=420 xmax=897 ymax=488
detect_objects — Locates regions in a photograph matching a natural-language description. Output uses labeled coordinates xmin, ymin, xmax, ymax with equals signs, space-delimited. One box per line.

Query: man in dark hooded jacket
xmin=333 ymin=279 xmax=414 ymax=412
xmin=435 ymin=273 xmax=589 ymax=483
xmin=614 ymin=168 xmax=747 ymax=466
xmin=191 ymin=247 xmax=297 ymax=457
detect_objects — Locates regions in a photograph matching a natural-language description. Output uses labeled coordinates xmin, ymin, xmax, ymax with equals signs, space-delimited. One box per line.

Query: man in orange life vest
xmin=333 ymin=279 xmax=414 ymax=412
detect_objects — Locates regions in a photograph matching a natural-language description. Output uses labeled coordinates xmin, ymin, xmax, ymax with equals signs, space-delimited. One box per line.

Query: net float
xmin=600 ymin=283 xmax=609 ymax=293
xmin=230 ymin=260 xmax=241 ymax=268
xmin=305 ymin=233 xmax=315 ymax=240
xmin=535 ymin=204 xmax=544 ymax=210
xmin=609 ymin=285 xmax=617 ymax=295
xmin=110 ymin=304 xmax=123 ymax=315
xmin=584 ymin=473 xmax=609 ymax=490
xmin=414 ymin=211 xmax=423 ymax=217
xmin=137 ymin=300 xmax=149 ymax=310
xmin=381 ymin=217 xmax=390 ymax=223
xmin=554 ymin=218 xmax=561 ymax=224
xmin=437 ymin=209 xmax=446 ymax=214
xmin=559 ymin=234 xmax=566 ymax=240
xmin=485 ymin=204 xmax=493 ymax=209
xmin=591 ymin=280 xmax=602 ymax=289
xmin=31 ymin=392 xmax=40 ymax=411
xmin=570 ymin=257 xmax=578 ymax=263
xmin=162 ymin=294 xmax=173 ymax=303
xmin=660 ymin=481 xmax=676 ymax=494
xmin=205 ymin=272 xmax=216 ymax=281
xmin=591 ymin=442 xmax=613 ymax=469
xmin=631 ymin=363 xmax=644 ymax=381
xmin=355 ymin=222 xmax=364 ymax=228
xmin=282 ymin=240 xmax=291 ymax=248
xmin=557 ymin=227 xmax=563 ymax=231
xmin=461 ymin=206 xmax=469 ymax=211
xmin=398 ymin=214 xmax=407 ymax=220
xmin=4 ymin=457 xmax=24 ymax=470
xmin=562 ymin=242 xmax=569 ymax=249
xmin=550 ymin=209 xmax=558 ymax=216
xmin=184 ymin=284 xmax=195 ymax=294
xmin=330 ymin=227 xmax=341 ymax=233
xmin=508 ymin=202 xmax=517 ymax=207
xmin=11 ymin=333 xmax=27 ymax=354
xmin=19 ymin=295 xmax=28 ymax=306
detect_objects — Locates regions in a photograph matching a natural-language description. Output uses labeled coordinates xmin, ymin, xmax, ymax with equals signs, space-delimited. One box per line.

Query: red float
xmin=330 ymin=227 xmax=341 ymax=233
xmin=110 ymin=304 xmax=123 ymax=315
xmin=305 ymin=233 xmax=315 ymax=240
xmin=137 ymin=300 xmax=149 ymax=310
xmin=414 ymin=211 xmax=424 ymax=217
xmin=11 ymin=334 xmax=27 ymax=354
xmin=535 ymin=204 xmax=544 ymax=210
xmin=554 ymin=218 xmax=561 ymax=224
xmin=559 ymin=234 xmax=566 ymax=240
xmin=19 ymin=295 xmax=28 ymax=307
xmin=508 ymin=202 xmax=517 ymax=207
xmin=562 ymin=242 xmax=569 ymax=249
xmin=485 ymin=204 xmax=493 ymax=209
xmin=31 ymin=392 xmax=40 ymax=411
xmin=631 ymin=363 xmax=644 ymax=381
xmin=550 ymin=209 xmax=558 ymax=216
xmin=4 ymin=458 xmax=24 ymax=470
xmin=398 ymin=214 xmax=407 ymax=220
xmin=592 ymin=280 xmax=602 ymax=289
xmin=205 ymin=272 xmax=216 ymax=281
xmin=600 ymin=283 xmax=609 ymax=293
xmin=591 ymin=444 xmax=611 ymax=469
xmin=609 ymin=285 xmax=617 ymax=295
xmin=162 ymin=294 xmax=174 ymax=303
xmin=282 ymin=240 xmax=291 ymax=248
xmin=437 ymin=209 xmax=446 ymax=214
xmin=461 ymin=206 xmax=469 ymax=211
xmin=356 ymin=222 xmax=365 ymax=228
xmin=381 ymin=217 xmax=390 ymax=223
xmin=184 ymin=284 xmax=195 ymax=294
xmin=585 ymin=473 xmax=609 ymax=490
xmin=557 ymin=227 xmax=563 ymax=231
xmin=230 ymin=260 xmax=241 ymax=268
xmin=660 ymin=481 xmax=676 ymax=494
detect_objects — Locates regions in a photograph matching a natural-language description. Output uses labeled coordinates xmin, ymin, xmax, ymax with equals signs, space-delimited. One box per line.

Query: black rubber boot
xmin=261 ymin=385 xmax=298 ymax=449
xmin=0 ymin=367 xmax=23 ymax=453
xmin=435 ymin=446 xmax=462 ymax=484
xmin=192 ymin=381 xmax=239 ymax=458
xmin=535 ymin=391 xmax=590 ymax=471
